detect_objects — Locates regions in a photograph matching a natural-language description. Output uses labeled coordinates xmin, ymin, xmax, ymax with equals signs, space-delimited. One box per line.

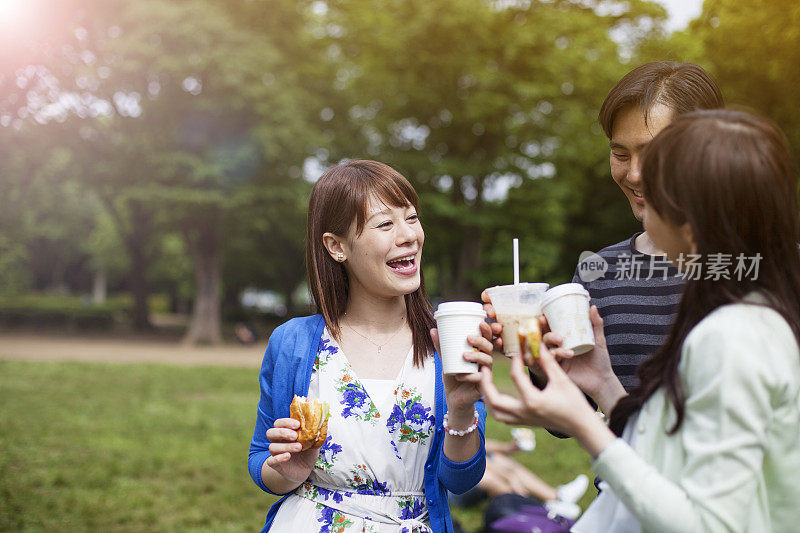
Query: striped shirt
xmin=572 ymin=233 xmax=685 ymax=390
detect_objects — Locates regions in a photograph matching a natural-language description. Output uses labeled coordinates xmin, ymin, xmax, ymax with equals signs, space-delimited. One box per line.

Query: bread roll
xmin=289 ymin=395 xmax=330 ymax=450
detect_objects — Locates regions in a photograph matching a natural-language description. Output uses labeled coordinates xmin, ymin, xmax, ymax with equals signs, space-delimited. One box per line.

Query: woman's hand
xmin=479 ymin=339 xmax=616 ymax=457
xmin=480 ymin=339 xmax=596 ymax=435
xmin=540 ymin=306 xmax=625 ymax=415
xmin=480 ymin=289 xmax=504 ymax=352
xmin=431 ymin=321 xmax=494 ymax=463
xmin=264 ymin=418 xmax=322 ymax=484
xmin=431 ymin=321 xmax=495 ymax=415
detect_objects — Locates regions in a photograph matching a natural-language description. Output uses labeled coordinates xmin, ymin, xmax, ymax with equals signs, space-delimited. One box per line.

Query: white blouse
xmin=574 ymin=296 xmax=800 ymax=532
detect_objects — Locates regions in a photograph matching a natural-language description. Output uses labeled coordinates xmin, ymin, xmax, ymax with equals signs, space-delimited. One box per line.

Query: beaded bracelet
xmin=442 ymin=408 xmax=480 ymax=437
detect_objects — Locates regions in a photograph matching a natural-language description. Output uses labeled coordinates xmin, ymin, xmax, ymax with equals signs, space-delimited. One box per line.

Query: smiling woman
xmin=307 ymin=160 xmax=432 ymax=365
xmin=248 ymin=159 xmax=492 ymax=533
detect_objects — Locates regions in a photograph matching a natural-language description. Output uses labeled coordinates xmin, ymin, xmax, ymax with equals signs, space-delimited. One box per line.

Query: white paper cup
xmin=486 ymin=283 xmax=549 ymax=357
xmin=434 ymin=302 xmax=487 ymax=374
xmin=540 ymin=283 xmax=594 ymax=355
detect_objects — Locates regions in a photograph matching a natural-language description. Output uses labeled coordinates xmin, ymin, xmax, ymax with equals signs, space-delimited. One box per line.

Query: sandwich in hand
xmin=518 ymin=317 xmax=542 ymax=365
xmin=289 ymin=395 xmax=330 ymax=450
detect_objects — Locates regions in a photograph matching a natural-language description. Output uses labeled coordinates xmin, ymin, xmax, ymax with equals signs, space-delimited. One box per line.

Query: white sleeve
xmin=592 ymin=308 xmax=787 ymax=532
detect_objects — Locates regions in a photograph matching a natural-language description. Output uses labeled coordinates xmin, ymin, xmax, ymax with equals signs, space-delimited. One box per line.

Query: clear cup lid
xmin=486 ymin=283 xmax=549 ymax=313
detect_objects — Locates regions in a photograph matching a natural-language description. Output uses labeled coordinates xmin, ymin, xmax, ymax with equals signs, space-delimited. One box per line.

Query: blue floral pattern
xmin=386 ymin=386 xmax=435 ymax=444
xmin=302 ymin=481 xmax=351 ymax=504
xmin=398 ymin=497 xmax=427 ymax=520
xmin=315 ymin=336 xmax=339 ymax=371
xmin=336 ymin=371 xmax=381 ymax=423
xmin=315 ymin=504 xmax=354 ymax=532
xmin=347 ymin=464 xmax=391 ymax=494
xmin=315 ymin=435 xmax=344 ymax=472
xmin=272 ymin=328 xmax=434 ymax=532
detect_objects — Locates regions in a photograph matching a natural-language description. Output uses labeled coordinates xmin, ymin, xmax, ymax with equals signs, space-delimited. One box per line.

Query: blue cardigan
xmin=248 ymin=314 xmax=487 ymax=533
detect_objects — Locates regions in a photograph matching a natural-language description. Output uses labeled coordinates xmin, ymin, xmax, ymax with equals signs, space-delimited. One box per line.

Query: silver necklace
xmin=343 ymin=315 xmax=406 ymax=355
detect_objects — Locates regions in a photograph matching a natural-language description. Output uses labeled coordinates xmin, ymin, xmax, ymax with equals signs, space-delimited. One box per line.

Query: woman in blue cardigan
xmin=248 ymin=159 xmax=492 ymax=532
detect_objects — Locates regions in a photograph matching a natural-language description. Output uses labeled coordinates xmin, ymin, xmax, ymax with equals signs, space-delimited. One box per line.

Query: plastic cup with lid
xmin=485 ymin=282 xmax=549 ymax=357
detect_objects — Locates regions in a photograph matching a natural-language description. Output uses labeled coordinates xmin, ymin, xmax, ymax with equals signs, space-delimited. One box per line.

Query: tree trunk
xmin=50 ymin=257 xmax=69 ymax=295
xmin=127 ymin=203 xmax=153 ymax=331
xmin=92 ymin=269 xmax=107 ymax=305
xmin=128 ymin=247 xmax=152 ymax=330
xmin=100 ymin=196 xmax=153 ymax=331
xmin=182 ymin=211 xmax=223 ymax=345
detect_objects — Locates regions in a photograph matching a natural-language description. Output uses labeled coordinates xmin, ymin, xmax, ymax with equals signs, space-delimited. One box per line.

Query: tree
xmin=2 ymin=0 xmax=320 ymax=341
xmin=99 ymin=0 xmax=316 ymax=342
xmin=222 ymin=183 xmax=311 ymax=318
xmin=696 ymin=0 xmax=800 ymax=163
xmin=638 ymin=0 xmax=800 ymax=168
xmin=318 ymin=0 xmax=665 ymax=296
xmin=0 ymin=125 xmax=105 ymax=295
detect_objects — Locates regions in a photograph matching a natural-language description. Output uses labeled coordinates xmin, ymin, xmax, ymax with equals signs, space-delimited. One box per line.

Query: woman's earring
xmin=336 ymin=252 xmax=345 ymax=262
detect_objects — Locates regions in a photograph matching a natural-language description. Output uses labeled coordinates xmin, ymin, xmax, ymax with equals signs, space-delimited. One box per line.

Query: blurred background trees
xmin=1 ymin=0 xmax=798 ymax=343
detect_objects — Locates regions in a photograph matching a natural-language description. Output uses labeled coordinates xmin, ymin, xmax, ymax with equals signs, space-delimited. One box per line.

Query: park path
xmin=0 ymin=332 xmax=264 ymax=368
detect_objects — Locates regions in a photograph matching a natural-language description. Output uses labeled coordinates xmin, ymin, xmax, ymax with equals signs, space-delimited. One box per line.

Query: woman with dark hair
xmin=248 ymin=160 xmax=492 ymax=532
xmin=479 ymin=110 xmax=800 ymax=531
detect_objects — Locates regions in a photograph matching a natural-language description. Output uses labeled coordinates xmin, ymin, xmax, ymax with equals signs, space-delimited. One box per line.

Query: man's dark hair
xmin=599 ymin=61 xmax=724 ymax=138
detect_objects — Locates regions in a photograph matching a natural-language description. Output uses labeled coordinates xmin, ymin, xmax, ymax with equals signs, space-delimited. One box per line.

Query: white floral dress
xmin=270 ymin=328 xmax=436 ymax=533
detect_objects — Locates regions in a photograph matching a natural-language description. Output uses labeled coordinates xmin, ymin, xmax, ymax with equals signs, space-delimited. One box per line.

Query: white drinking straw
xmin=513 ymin=238 xmax=520 ymax=285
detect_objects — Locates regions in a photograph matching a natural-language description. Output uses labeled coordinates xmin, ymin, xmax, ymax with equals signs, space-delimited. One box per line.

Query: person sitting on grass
xmin=449 ymin=436 xmax=588 ymax=522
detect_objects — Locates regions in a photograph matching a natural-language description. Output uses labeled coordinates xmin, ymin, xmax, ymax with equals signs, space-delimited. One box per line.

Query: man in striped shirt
xmin=572 ymin=62 xmax=724 ymax=390
xmin=572 ymin=235 xmax=683 ymax=390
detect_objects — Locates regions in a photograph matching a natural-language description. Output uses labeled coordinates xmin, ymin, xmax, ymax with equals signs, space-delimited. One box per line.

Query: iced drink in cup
xmin=540 ymin=283 xmax=595 ymax=355
xmin=434 ymin=302 xmax=487 ymax=374
xmin=486 ymin=283 xmax=549 ymax=357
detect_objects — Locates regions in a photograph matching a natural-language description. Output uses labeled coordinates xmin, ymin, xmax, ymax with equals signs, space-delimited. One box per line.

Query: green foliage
xmin=0 ymin=236 xmax=30 ymax=293
xmin=222 ymin=183 xmax=311 ymax=313
xmin=695 ymin=0 xmax=800 ymax=164
xmin=0 ymin=0 xmax=327 ymax=335
xmin=0 ymin=294 xmax=126 ymax=329
xmin=17 ymin=0 xmax=798 ymax=325
xmin=85 ymin=210 xmax=131 ymax=279
xmin=317 ymin=0 xmax=663 ymax=295
xmin=637 ymin=0 xmax=800 ymax=171
xmin=106 ymin=293 xmax=172 ymax=315
xmin=148 ymin=233 xmax=195 ymax=301
xmin=0 ymin=126 xmax=112 ymax=294
xmin=0 ymin=293 xmax=170 ymax=329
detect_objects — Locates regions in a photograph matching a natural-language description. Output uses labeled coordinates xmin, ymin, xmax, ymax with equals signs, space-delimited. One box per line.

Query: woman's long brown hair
xmin=306 ymin=159 xmax=436 ymax=367
xmin=609 ymin=109 xmax=800 ymax=436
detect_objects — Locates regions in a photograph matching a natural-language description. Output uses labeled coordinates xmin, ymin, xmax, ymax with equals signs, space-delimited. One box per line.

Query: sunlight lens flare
xmin=0 ymin=0 xmax=45 ymax=60
xmin=0 ymin=0 xmax=27 ymax=19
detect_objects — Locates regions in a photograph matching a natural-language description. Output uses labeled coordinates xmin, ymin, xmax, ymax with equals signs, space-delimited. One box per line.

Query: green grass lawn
xmin=0 ymin=358 xmax=593 ymax=532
